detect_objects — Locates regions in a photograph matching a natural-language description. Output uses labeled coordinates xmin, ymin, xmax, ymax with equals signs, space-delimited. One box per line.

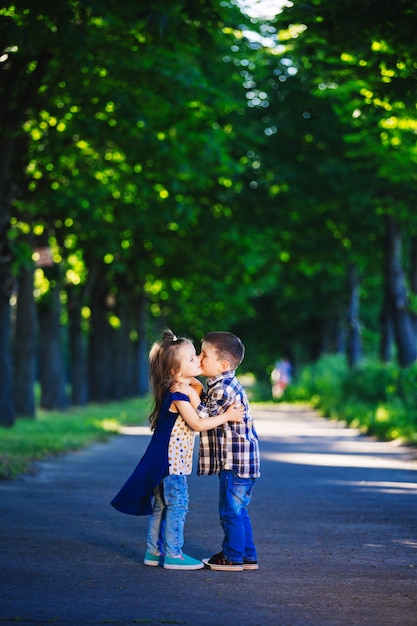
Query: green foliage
xmin=3 ymin=0 xmax=417 ymax=418
xmin=237 ymin=372 xmax=273 ymax=403
xmin=395 ymin=362 xmax=417 ymax=408
xmin=0 ymin=397 xmax=151 ymax=480
xmin=341 ymin=360 xmax=399 ymax=403
xmin=283 ymin=355 xmax=348 ymax=406
xmin=289 ymin=355 xmax=417 ymax=444
xmin=3 ymin=0 xmax=270 ymax=338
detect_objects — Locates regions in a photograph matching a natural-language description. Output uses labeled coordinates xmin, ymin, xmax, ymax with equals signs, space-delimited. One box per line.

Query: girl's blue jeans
xmin=219 ymin=469 xmax=257 ymax=563
xmin=146 ymin=474 xmax=189 ymax=557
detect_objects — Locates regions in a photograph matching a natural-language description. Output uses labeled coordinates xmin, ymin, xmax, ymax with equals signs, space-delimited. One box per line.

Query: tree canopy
xmin=1 ymin=0 xmax=417 ymax=424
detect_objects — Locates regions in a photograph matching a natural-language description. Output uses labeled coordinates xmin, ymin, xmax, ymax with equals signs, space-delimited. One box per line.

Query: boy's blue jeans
xmin=146 ymin=474 xmax=189 ymax=557
xmin=219 ymin=469 xmax=257 ymax=563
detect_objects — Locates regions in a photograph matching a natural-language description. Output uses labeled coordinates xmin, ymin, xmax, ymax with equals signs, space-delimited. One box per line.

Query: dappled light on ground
xmin=118 ymin=406 xmax=417 ymax=481
xmin=262 ymin=450 xmax=417 ymax=472
xmin=331 ymin=480 xmax=417 ymax=495
xmin=118 ymin=425 xmax=152 ymax=435
xmin=254 ymin=406 xmax=417 ymax=477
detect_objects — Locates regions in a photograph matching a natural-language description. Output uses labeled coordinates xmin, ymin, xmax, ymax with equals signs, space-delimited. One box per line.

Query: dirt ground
xmin=1 ymin=404 xmax=416 ymax=626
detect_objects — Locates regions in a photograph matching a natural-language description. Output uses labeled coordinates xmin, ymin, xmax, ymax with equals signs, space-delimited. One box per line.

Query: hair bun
xmin=162 ymin=329 xmax=178 ymax=343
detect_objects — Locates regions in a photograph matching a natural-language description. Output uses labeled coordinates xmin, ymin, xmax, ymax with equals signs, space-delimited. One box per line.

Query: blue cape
xmin=111 ymin=391 xmax=188 ymax=516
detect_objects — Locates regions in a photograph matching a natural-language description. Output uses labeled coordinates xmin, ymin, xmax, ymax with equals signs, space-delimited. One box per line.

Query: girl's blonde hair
xmin=148 ymin=329 xmax=192 ymax=430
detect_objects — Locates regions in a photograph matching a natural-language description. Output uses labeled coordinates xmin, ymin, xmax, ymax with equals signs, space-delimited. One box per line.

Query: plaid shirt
xmin=196 ymin=371 xmax=260 ymax=478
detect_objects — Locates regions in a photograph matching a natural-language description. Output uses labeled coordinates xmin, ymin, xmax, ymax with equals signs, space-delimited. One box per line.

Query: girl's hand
xmin=224 ymin=402 xmax=244 ymax=423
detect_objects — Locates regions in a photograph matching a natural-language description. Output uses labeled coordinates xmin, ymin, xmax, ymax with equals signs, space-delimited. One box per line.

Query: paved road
xmin=1 ymin=404 xmax=417 ymax=626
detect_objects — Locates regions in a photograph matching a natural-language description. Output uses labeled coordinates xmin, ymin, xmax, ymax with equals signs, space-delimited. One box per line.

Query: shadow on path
xmin=0 ymin=404 xmax=416 ymax=626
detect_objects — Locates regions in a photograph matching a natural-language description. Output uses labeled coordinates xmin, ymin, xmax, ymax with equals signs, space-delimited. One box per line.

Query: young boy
xmin=195 ymin=331 xmax=261 ymax=571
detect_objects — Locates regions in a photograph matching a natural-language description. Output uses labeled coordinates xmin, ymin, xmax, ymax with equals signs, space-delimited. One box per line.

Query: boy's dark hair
xmin=202 ymin=331 xmax=245 ymax=370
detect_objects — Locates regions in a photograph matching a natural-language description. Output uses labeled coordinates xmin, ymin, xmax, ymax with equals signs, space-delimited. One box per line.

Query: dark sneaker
xmin=243 ymin=558 xmax=259 ymax=570
xmin=202 ymin=551 xmax=244 ymax=571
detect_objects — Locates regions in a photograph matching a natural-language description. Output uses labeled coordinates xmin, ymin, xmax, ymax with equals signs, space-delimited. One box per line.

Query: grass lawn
xmin=0 ymin=397 xmax=151 ymax=480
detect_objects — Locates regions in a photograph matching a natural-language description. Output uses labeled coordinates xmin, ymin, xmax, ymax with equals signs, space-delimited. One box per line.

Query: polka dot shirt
xmin=168 ymin=415 xmax=196 ymax=476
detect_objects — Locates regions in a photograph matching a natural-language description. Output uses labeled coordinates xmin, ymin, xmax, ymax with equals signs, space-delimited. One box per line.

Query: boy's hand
xmin=171 ymin=381 xmax=201 ymax=408
xmin=170 ymin=382 xmax=191 ymax=395
xmin=224 ymin=402 xmax=244 ymax=423
xmin=189 ymin=377 xmax=204 ymax=396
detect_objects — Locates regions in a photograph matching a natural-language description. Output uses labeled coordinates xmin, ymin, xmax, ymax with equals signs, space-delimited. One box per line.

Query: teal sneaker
xmin=144 ymin=551 xmax=164 ymax=567
xmin=163 ymin=554 xmax=204 ymax=570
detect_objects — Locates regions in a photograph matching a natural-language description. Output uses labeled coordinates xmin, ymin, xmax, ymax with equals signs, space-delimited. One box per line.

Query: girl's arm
xmin=173 ymin=399 xmax=243 ymax=432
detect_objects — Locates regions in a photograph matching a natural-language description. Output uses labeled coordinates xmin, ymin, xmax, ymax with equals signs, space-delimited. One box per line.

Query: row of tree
xmin=236 ymin=0 xmax=417 ymax=374
xmin=1 ymin=0 xmax=417 ymax=426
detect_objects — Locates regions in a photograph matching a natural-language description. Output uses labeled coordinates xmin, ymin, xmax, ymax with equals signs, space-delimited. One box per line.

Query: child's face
xmin=175 ymin=342 xmax=202 ymax=381
xmin=199 ymin=341 xmax=227 ymax=377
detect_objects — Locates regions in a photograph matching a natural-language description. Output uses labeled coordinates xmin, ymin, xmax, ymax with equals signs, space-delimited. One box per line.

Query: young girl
xmin=111 ymin=329 xmax=243 ymax=570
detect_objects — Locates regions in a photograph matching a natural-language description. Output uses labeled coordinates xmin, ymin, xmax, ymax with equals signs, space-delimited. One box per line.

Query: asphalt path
xmin=1 ymin=404 xmax=417 ymax=626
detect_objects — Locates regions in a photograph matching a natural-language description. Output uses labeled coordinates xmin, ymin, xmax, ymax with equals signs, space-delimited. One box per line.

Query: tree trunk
xmin=38 ymin=284 xmax=69 ymax=410
xmin=110 ymin=294 xmax=130 ymax=401
xmin=121 ymin=313 xmax=135 ymax=399
xmin=379 ymin=304 xmax=394 ymax=363
xmin=409 ymin=234 xmax=417 ymax=340
xmin=88 ymin=274 xmax=113 ymax=402
xmin=379 ymin=222 xmax=395 ymax=363
xmin=137 ymin=292 xmax=149 ymax=396
xmin=0 ymin=266 xmax=14 ymax=426
xmin=67 ymin=285 xmax=88 ymax=406
xmin=14 ymin=265 xmax=36 ymax=417
xmin=347 ymin=264 xmax=362 ymax=367
xmin=335 ymin=309 xmax=346 ymax=354
xmin=307 ymin=318 xmax=325 ymax=361
xmin=0 ymin=135 xmax=16 ymax=427
xmin=385 ymin=215 xmax=416 ymax=366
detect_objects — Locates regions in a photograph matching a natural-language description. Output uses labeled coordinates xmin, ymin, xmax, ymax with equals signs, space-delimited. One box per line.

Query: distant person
xmin=271 ymin=357 xmax=292 ymax=399
xmin=177 ymin=331 xmax=260 ymax=571
xmin=111 ymin=329 xmax=243 ymax=570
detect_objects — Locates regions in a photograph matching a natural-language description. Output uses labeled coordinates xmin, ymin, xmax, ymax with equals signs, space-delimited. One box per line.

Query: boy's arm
xmin=196 ymin=385 xmax=238 ymax=419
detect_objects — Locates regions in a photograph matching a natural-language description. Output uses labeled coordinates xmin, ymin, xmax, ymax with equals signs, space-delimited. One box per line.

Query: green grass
xmin=0 ymin=397 xmax=151 ymax=480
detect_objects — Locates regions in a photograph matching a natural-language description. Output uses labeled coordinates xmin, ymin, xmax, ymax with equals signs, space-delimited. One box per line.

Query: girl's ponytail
xmin=148 ymin=329 xmax=190 ymax=429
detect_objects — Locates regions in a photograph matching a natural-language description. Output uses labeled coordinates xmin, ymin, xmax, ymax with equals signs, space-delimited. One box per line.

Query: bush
xmin=289 ymin=355 xmax=417 ymax=444
xmin=342 ymin=361 xmax=399 ymax=403
xmin=397 ymin=362 xmax=417 ymax=409
xmin=284 ymin=354 xmax=347 ymax=407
